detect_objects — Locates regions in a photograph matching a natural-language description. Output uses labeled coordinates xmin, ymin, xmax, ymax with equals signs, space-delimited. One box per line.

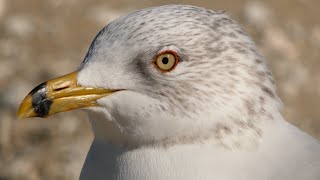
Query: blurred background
xmin=0 ymin=0 xmax=319 ymax=179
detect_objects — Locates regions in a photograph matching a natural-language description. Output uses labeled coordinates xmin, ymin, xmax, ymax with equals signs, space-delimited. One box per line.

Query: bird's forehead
xmin=80 ymin=5 xmax=245 ymax=68
xmin=97 ymin=6 xmax=219 ymax=44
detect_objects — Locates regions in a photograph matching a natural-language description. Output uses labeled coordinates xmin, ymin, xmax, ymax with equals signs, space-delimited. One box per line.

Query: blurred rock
xmin=4 ymin=15 xmax=35 ymax=38
xmin=0 ymin=110 xmax=12 ymax=154
xmin=282 ymin=62 xmax=309 ymax=97
xmin=3 ymin=156 xmax=40 ymax=180
xmin=317 ymin=75 xmax=320 ymax=95
xmin=286 ymin=20 xmax=306 ymax=41
xmin=264 ymin=27 xmax=299 ymax=60
xmin=0 ymin=0 xmax=5 ymax=19
xmin=1 ymin=78 xmax=33 ymax=109
xmin=310 ymin=26 xmax=320 ymax=47
xmin=46 ymin=0 xmax=78 ymax=7
xmin=0 ymin=56 xmax=15 ymax=87
xmin=87 ymin=6 xmax=126 ymax=25
xmin=243 ymin=1 xmax=272 ymax=28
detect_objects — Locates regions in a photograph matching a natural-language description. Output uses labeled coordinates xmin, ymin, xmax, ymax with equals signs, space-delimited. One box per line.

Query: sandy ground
xmin=0 ymin=0 xmax=319 ymax=179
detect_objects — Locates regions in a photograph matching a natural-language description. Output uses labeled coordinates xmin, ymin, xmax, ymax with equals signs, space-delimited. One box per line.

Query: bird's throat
xmin=80 ymin=140 xmax=231 ymax=180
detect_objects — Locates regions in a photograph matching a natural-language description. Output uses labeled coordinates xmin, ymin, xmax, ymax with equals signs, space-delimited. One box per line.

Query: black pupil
xmin=162 ymin=57 xmax=169 ymax=64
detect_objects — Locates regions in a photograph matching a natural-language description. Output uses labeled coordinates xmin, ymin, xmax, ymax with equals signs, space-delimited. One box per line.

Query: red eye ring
xmin=152 ymin=50 xmax=179 ymax=72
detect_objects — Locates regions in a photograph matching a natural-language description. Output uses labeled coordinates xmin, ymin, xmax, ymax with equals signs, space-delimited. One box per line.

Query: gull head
xmin=18 ymin=5 xmax=281 ymax=148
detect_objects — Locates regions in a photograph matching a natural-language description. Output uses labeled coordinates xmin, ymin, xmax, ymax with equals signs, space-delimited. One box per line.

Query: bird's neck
xmin=83 ymin=111 xmax=239 ymax=180
xmin=87 ymin=109 xmax=276 ymax=151
xmin=81 ymin=110 xmax=284 ymax=180
xmin=80 ymin=139 xmax=241 ymax=180
xmin=80 ymin=116 xmax=320 ymax=180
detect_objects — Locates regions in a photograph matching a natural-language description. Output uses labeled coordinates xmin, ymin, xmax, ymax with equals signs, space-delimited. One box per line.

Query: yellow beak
xmin=17 ymin=71 xmax=115 ymax=119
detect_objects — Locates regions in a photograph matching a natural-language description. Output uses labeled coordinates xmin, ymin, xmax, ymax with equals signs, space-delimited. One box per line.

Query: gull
xmin=18 ymin=4 xmax=320 ymax=180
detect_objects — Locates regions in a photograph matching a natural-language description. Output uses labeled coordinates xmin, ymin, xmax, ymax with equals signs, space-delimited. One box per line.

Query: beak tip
xmin=17 ymin=109 xmax=28 ymax=120
xmin=17 ymin=102 xmax=36 ymax=120
xmin=17 ymin=115 xmax=26 ymax=120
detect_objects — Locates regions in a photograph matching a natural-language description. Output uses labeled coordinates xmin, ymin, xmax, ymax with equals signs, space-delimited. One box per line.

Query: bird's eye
xmin=153 ymin=50 xmax=179 ymax=72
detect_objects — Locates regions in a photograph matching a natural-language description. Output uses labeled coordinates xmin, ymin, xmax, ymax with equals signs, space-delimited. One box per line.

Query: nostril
xmin=53 ymin=86 xmax=69 ymax=91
